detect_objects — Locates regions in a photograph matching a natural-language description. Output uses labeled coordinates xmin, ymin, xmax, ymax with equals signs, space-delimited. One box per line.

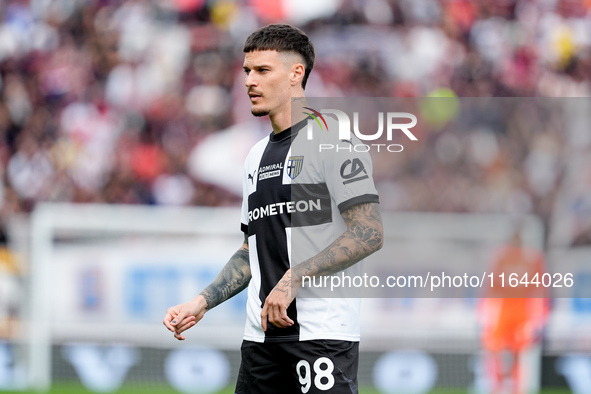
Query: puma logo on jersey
xmin=248 ymin=170 xmax=257 ymax=184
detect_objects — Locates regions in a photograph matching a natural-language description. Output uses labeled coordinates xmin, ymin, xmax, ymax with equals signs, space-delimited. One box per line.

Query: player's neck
xmin=270 ymin=96 xmax=308 ymax=134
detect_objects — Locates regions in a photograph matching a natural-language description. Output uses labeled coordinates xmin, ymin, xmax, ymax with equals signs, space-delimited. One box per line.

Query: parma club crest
xmin=287 ymin=156 xmax=304 ymax=179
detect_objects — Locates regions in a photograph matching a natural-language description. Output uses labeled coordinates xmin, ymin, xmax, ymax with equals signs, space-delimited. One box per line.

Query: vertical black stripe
xmin=248 ymin=131 xmax=300 ymax=341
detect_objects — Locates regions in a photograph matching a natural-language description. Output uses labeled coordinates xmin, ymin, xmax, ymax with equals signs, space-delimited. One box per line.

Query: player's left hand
xmin=261 ymin=269 xmax=298 ymax=331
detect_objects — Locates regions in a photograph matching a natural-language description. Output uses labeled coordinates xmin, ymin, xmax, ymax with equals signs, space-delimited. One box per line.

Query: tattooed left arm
xmin=260 ymin=202 xmax=383 ymax=331
xmin=292 ymin=202 xmax=383 ymax=280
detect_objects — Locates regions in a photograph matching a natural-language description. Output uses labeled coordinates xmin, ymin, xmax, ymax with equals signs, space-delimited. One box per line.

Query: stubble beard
xmin=251 ymin=107 xmax=270 ymax=117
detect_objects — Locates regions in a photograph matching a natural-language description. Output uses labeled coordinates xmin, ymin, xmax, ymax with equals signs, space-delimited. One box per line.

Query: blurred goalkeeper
xmin=163 ymin=24 xmax=383 ymax=394
xmin=478 ymin=228 xmax=549 ymax=394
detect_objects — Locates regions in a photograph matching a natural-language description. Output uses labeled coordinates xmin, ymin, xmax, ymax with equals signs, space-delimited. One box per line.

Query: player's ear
xmin=290 ymin=62 xmax=305 ymax=87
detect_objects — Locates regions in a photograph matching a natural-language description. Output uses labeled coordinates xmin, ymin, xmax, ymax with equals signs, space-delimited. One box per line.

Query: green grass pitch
xmin=0 ymin=382 xmax=571 ymax=394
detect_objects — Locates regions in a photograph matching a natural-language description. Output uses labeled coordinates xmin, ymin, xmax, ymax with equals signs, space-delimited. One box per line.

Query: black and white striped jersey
xmin=240 ymin=117 xmax=379 ymax=343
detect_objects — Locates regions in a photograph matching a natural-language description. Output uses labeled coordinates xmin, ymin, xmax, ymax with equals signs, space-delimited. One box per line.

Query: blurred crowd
xmin=0 ymin=0 xmax=590 ymax=246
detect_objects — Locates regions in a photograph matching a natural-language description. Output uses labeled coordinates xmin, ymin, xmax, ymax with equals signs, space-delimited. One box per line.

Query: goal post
xmin=28 ymin=203 xmax=243 ymax=391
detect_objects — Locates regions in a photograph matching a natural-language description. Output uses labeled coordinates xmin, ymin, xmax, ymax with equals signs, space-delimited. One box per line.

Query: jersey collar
xmin=269 ymin=118 xmax=308 ymax=143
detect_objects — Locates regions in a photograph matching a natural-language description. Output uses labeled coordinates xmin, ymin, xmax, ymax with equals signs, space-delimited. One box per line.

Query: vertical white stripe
xmin=282 ymin=147 xmax=293 ymax=185
xmin=243 ymin=234 xmax=265 ymax=342
xmin=249 ymin=234 xmax=260 ymax=291
xmin=286 ymin=227 xmax=292 ymax=267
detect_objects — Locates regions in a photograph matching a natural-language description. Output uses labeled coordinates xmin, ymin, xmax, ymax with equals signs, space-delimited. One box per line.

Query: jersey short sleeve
xmin=240 ymin=136 xmax=269 ymax=235
xmin=321 ymin=134 xmax=380 ymax=213
xmin=240 ymin=163 xmax=249 ymax=234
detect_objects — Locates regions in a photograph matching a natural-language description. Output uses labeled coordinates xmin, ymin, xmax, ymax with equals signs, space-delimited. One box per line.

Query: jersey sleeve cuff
xmin=338 ymin=194 xmax=380 ymax=214
xmin=241 ymin=223 xmax=248 ymax=234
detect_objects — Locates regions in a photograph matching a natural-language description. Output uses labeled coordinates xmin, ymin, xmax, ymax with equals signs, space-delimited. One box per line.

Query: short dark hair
xmin=243 ymin=24 xmax=315 ymax=90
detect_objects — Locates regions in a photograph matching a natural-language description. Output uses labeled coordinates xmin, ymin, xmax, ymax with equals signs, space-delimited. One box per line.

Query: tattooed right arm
xmin=200 ymin=233 xmax=251 ymax=310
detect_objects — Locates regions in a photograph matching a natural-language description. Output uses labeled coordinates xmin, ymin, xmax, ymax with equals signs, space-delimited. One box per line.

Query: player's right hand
xmin=163 ymin=295 xmax=207 ymax=340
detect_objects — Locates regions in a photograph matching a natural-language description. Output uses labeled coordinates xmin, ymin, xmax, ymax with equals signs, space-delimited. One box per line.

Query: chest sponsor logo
xmin=258 ymin=163 xmax=283 ymax=181
xmin=248 ymin=199 xmax=321 ymax=222
xmin=287 ymin=156 xmax=304 ymax=179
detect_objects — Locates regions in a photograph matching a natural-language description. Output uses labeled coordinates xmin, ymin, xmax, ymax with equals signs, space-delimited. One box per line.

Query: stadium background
xmin=1 ymin=0 xmax=591 ymax=393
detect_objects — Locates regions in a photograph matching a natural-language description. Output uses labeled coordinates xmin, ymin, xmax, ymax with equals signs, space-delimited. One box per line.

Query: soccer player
xmin=163 ymin=24 xmax=383 ymax=394
xmin=478 ymin=229 xmax=549 ymax=394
